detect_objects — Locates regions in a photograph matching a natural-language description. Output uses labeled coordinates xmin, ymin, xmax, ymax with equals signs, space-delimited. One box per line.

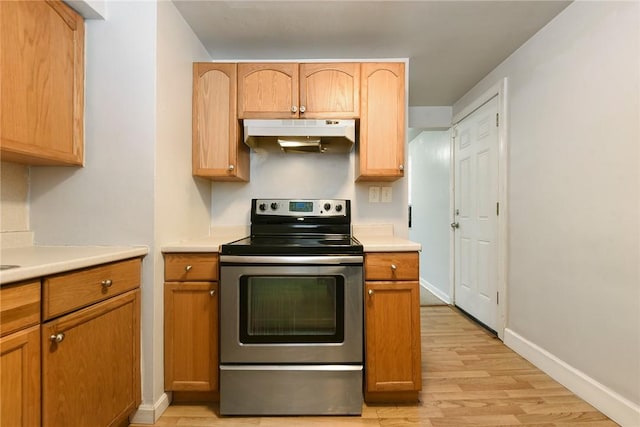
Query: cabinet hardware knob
xmin=101 ymin=279 xmax=113 ymax=287
xmin=185 ymin=265 xmax=193 ymax=272
xmin=450 ymin=222 xmax=459 ymax=229
xmin=210 ymin=289 xmax=216 ymax=296
xmin=368 ymin=289 xmax=374 ymax=296
xmin=50 ymin=333 xmax=65 ymax=343
xmin=391 ymin=264 xmax=397 ymax=271
xmin=291 ymin=106 xmax=297 ymax=113
xmin=228 ymin=164 xmax=235 ymax=171
xmin=399 ymin=164 xmax=404 ymax=171
xmin=299 ymin=105 xmax=306 ymax=113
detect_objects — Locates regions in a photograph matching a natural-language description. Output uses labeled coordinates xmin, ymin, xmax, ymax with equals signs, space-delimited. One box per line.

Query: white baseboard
xmin=504 ymin=328 xmax=640 ymax=427
xmin=420 ymin=278 xmax=451 ymax=304
xmin=129 ymin=392 xmax=171 ymax=424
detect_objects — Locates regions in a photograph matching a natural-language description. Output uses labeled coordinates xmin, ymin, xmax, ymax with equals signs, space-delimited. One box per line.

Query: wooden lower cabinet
xmin=0 ymin=325 xmax=41 ymax=427
xmin=164 ymin=282 xmax=219 ymax=392
xmin=164 ymin=252 xmax=220 ymax=398
xmin=42 ymin=289 xmax=140 ymax=427
xmin=364 ymin=252 xmax=422 ymax=402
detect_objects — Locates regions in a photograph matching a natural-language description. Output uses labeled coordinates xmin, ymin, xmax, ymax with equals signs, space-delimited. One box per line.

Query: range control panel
xmin=253 ymin=199 xmax=348 ymax=217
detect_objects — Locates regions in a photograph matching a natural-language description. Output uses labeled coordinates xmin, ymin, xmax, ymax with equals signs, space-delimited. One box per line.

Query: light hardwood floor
xmin=131 ymin=306 xmax=618 ymax=426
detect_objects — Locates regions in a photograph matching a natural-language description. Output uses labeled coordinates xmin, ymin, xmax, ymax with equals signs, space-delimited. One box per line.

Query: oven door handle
xmin=220 ymin=255 xmax=363 ymax=265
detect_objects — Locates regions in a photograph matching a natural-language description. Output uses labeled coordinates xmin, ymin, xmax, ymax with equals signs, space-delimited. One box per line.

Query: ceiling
xmin=172 ymin=1 xmax=571 ymax=106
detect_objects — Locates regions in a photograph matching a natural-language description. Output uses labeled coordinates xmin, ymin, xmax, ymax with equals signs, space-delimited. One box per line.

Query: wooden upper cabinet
xmin=238 ymin=63 xmax=298 ymax=119
xmin=238 ymin=62 xmax=360 ymax=119
xmin=299 ymin=63 xmax=360 ymax=119
xmin=0 ymin=0 xmax=84 ymax=166
xmin=193 ymin=63 xmax=249 ymax=181
xmin=357 ymin=62 xmax=406 ymax=181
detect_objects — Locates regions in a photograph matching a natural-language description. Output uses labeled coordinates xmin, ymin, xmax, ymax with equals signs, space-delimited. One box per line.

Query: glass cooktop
xmin=220 ymin=235 xmax=363 ymax=256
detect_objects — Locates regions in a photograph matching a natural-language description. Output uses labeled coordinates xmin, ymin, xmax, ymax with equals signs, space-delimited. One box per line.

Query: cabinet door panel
xmin=0 ymin=325 xmax=40 ymax=427
xmin=0 ymin=0 xmax=84 ymax=165
xmin=165 ymin=282 xmax=218 ymax=391
xmin=357 ymin=62 xmax=405 ymax=181
xmin=42 ymin=290 xmax=140 ymax=427
xmin=300 ymin=63 xmax=360 ymax=119
xmin=365 ymin=281 xmax=421 ymax=392
xmin=238 ymin=63 xmax=298 ymax=118
xmin=193 ymin=63 xmax=248 ymax=181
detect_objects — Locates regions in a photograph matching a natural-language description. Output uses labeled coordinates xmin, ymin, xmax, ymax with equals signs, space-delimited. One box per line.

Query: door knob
xmin=450 ymin=222 xmax=460 ymax=229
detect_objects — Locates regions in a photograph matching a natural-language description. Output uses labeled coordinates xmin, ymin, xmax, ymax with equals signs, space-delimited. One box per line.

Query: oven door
xmin=220 ymin=256 xmax=363 ymax=364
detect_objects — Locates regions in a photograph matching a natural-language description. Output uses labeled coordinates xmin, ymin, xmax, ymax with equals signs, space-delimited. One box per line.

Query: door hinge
xmin=496 ymin=202 xmax=500 ymax=216
xmin=496 ymin=113 xmax=499 ymax=127
xmin=497 ymin=292 xmax=499 ymax=304
xmin=452 ymin=126 xmax=458 ymax=138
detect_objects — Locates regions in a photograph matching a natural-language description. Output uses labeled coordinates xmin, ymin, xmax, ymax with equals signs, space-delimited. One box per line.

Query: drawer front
xmin=164 ymin=253 xmax=219 ymax=281
xmin=0 ymin=280 xmax=41 ymax=337
xmin=44 ymin=258 xmax=141 ymax=320
xmin=365 ymin=252 xmax=419 ymax=281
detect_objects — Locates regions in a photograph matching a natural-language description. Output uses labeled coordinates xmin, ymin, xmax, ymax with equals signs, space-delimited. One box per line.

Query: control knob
xmin=270 ymin=202 xmax=278 ymax=210
xmin=323 ymin=203 xmax=331 ymax=211
xmin=258 ymin=203 xmax=267 ymax=211
xmin=335 ymin=204 xmax=343 ymax=212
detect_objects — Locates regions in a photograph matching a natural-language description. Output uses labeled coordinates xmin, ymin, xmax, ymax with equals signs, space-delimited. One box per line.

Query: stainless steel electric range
xmin=219 ymin=199 xmax=364 ymax=416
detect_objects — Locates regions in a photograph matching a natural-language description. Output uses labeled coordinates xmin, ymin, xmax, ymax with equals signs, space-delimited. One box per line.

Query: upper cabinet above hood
xmin=243 ymin=119 xmax=356 ymax=153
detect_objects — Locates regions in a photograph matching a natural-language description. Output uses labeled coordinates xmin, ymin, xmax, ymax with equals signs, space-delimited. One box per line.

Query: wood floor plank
xmin=130 ymin=306 xmax=619 ymax=427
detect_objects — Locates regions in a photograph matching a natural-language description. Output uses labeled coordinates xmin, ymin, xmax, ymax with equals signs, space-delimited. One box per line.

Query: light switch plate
xmin=369 ymin=186 xmax=380 ymax=203
xmin=381 ymin=186 xmax=392 ymax=203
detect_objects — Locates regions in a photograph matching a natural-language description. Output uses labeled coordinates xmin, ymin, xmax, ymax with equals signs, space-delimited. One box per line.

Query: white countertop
xmin=0 ymin=245 xmax=149 ymax=285
xmin=161 ymin=226 xmax=249 ymax=253
xmin=354 ymin=234 xmax=421 ymax=252
xmin=353 ymin=224 xmax=421 ymax=252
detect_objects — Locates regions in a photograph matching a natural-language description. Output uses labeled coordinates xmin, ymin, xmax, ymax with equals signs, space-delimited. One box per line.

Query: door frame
xmin=449 ymin=78 xmax=508 ymax=339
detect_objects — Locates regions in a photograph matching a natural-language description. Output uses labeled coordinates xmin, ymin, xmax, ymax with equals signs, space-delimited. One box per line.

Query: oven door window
xmin=239 ymin=275 xmax=344 ymax=344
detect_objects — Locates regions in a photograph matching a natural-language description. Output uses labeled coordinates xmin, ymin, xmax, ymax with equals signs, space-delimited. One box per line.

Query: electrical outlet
xmin=369 ymin=186 xmax=380 ymax=203
xmin=381 ymin=186 xmax=392 ymax=203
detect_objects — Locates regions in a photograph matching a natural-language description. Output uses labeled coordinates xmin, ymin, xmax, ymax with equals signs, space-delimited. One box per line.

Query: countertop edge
xmin=0 ymin=246 xmax=149 ymax=285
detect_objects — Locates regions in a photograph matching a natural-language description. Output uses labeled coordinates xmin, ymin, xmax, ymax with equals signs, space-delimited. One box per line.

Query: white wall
xmin=0 ymin=163 xmax=29 ymax=231
xmin=408 ymin=131 xmax=451 ymax=302
xmin=454 ymin=1 xmax=639 ymax=422
xmin=30 ymin=1 xmax=212 ymax=421
xmin=408 ymin=106 xmax=452 ymax=129
xmin=31 ymin=0 xmax=159 ymax=408
xmin=210 ymin=150 xmax=409 ymax=237
xmin=153 ymin=0 xmax=212 ymax=414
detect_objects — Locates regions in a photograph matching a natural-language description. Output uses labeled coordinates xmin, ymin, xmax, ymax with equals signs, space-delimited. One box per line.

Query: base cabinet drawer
xmin=44 ymin=258 xmax=141 ymax=320
xmin=164 ymin=253 xmax=219 ymax=281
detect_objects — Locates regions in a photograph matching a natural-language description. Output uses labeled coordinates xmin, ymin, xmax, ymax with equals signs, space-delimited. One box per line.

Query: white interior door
xmin=453 ymin=96 xmax=499 ymax=331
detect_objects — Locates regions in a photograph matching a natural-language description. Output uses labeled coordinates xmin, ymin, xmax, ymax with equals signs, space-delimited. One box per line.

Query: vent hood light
xmin=243 ymin=119 xmax=356 ymax=153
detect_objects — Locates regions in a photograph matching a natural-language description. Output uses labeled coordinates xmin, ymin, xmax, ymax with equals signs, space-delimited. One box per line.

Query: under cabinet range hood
xmin=243 ymin=119 xmax=356 ymax=154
